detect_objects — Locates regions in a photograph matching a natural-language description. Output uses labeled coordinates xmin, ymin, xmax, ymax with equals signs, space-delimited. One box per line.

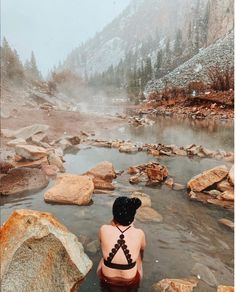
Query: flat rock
xmin=191 ymin=263 xmax=218 ymax=287
xmin=187 ymin=165 xmax=228 ymax=192
xmin=84 ymin=161 xmax=116 ymax=190
xmin=0 ymin=209 xmax=92 ymax=291
xmin=44 ymin=174 xmax=94 ymax=205
xmin=228 ymin=165 xmax=234 ymax=185
xmin=218 ymin=218 xmax=234 ymax=231
xmin=41 ymin=164 xmax=60 ymax=177
xmin=217 ymin=285 xmax=234 ymax=292
xmin=119 ymin=144 xmax=139 ymax=153
xmin=0 ymin=168 xmax=49 ymax=195
xmin=131 ymin=191 xmax=151 ymax=207
xmin=31 ymin=133 xmax=48 ymax=145
xmin=173 ymin=148 xmax=187 ymax=156
xmin=15 ymin=145 xmax=48 ymax=161
xmin=136 ymin=207 xmax=163 ymax=223
xmin=12 ymin=157 xmax=48 ymax=169
xmin=7 ymin=138 xmax=27 ymax=147
xmin=153 ymin=277 xmax=198 ymax=292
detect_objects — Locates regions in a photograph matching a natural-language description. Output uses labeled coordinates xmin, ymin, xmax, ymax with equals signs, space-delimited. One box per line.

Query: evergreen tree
xmin=154 ymin=49 xmax=163 ymax=78
xmin=174 ymin=29 xmax=183 ymax=56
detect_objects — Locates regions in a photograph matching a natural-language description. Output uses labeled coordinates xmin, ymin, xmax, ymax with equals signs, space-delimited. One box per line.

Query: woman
xmin=97 ymin=196 xmax=146 ymax=290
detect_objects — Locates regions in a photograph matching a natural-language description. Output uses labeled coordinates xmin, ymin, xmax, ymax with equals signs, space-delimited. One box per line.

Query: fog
xmin=1 ymin=0 xmax=130 ymax=76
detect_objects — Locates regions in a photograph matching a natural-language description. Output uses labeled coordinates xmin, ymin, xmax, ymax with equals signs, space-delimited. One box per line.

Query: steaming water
xmin=0 ymin=102 xmax=234 ymax=291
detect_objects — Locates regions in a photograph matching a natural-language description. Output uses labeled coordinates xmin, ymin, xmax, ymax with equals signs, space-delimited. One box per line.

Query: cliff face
xmin=207 ymin=0 xmax=234 ymax=45
xmin=61 ymin=0 xmax=234 ymax=77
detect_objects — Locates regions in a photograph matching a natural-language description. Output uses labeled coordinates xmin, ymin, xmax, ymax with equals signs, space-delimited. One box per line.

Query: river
xmin=1 ymin=97 xmax=234 ymax=291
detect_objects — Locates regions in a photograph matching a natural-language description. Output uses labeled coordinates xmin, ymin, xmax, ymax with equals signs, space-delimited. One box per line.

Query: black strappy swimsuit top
xmin=103 ymin=225 xmax=136 ymax=270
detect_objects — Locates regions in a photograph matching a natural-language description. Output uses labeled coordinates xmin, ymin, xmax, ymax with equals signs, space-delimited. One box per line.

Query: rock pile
xmin=128 ymin=162 xmax=168 ymax=186
xmin=0 ymin=209 xmax=92 ymax=291
xmin=90 ymin=139 xmax=234 ymax=162
xmin=187 ymin=165 xmax=234 ymax=209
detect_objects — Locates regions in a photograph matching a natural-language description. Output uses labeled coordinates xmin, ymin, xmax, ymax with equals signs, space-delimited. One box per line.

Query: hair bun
xmin=131 ymin=198 xmax=142 ymax=209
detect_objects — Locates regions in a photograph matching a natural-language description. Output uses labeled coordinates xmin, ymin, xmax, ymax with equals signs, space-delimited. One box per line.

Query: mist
xmin=2 ymin=0 xmax=131 ymax=76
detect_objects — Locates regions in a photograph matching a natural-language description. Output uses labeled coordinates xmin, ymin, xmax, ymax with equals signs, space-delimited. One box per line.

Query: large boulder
xmin=0 ymin=168 xmax=49 ymax=196
xmin=2 ymin=124 xmax=49 ymax=140
xmin=44 ymin=174 xmax=94 ymax=205
xmin=84 ymin=161 xmax=116 ymax=190
xmin=187 ymin=165 xmax=228 ymax=192
xmin=153 ymin=277 xmax=198 ymax=292
xmin=15 ymin=145 xmax=48 ymax=161
xmin=0 ymin=209 xmax=92 ymax=292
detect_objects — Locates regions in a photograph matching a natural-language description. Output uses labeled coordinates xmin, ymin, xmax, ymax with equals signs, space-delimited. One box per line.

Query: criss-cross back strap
xmin=106 ymin=225 xmax=133 ymax=265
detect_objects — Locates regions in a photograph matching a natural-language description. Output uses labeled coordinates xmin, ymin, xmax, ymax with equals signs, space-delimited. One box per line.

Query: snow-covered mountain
xmin=61 ymin=0 xmax=233 ymax=77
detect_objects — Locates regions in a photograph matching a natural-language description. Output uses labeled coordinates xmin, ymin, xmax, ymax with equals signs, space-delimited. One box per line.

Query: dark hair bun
xmin=131 ymin=198 xmax=142 ymax=209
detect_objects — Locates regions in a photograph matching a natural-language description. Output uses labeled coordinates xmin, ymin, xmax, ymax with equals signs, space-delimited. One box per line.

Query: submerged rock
xmin=153 ymin=277 xmax=198 ymax=292
xmin=0 ymin=209 xmax=92 ymax=292
xmin=187 ymin=165 xmax=228 ymax=192
xmin=0 ymin=168 xmax=49 ymax=196
xmin=136 ymin=207 xmax=163 ymax=223
xmin=131 ymin=191 xmax=151 ymax=207
xmin=15 ymin=145 xmax=48 ymax=161
xmin=44 ymin=174 xmax=94 ymax=205
xmin=84 ymin=161 xmax=116 ymax=191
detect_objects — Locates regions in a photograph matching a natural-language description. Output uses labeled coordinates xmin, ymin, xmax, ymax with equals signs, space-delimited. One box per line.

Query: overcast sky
xmin=2 ymin=0 xmax=130 ymax=76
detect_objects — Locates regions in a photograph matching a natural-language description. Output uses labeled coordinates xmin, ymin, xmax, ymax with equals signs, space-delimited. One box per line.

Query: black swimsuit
xmin=103 ymin=225 xmax=136 ymax=270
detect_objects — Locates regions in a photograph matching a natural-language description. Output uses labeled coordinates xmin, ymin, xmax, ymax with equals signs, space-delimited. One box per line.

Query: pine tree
xmin=174 ymin=29 xmax=183 ymax=56
xmin=154 ymin=49 xmax=163 ymax=78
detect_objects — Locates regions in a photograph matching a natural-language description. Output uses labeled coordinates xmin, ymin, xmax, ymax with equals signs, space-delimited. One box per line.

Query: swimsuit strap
xmin=116 ymin=225 xmax=131 ymax=234
xmin=105 ymin=225 xmax=134 ymax=267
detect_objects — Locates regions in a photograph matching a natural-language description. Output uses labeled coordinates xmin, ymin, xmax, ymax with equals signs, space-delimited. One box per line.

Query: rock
xmin=57 ymin=138 xmax=73 ymax=152
xmin=12 ymin=157 xmax=48 ymax=169
xmin=15 ymin=145 xmax=48 ymax=161
xmin=218 ymin=219 xmax=234 ymax=231
xmin=173 ymin=183 xmax=186 ymax=190
xmin=146 ymin=163 xmax=168 ymax=182
xmin=207 ymin=189 xmax=222 ymax=197
xmin=136 ymin=207 xmax=163 ymax=223
xmin=0 ymin=168 xmax=49 ymax=195
xmin=191 ymin=263 xmax=217 ymax=287
xmin=86 ymin=240 xmax=99 ymax=254
xmin=44 ymin=174 xmax=94 ymax=205
xmin=217 ymin=286 xmax=234 ymax=292
xmin=7 ymin=138 xmax=27 ymax=147
xmin=153 ymin=277 xmax=198 ymax=292
xmin=0 ymin=209 xmax=92 ymax=291
xmin=228 ymin=165 xmax=234 ymax=185
xmin=0 ymin=161 xmax=14 ymax=174
xmin=173 ymin=148 xmax=187 ymax=156
xmin=41 ymin=164 xmax=60 ymax=177
xmin=127 ymin=166 xmax=140 ymax=175
xmin=31 ymin=132 xmax=48 ymax=145
xmin=221 ymin=189 xmax=234 ymax=201
xmin=165 ymin=178 xmax=174 ymax=188
xmin=14 ymin=154 xmax=24 ymax=162
xmin=131 ymin=191 xmax=151 ymax=207
xmin=217 ymin=180 xmax=232 ymax=192
xmin=84 ymin=161 xmax=116 ymax=191
xmin=47 ymin=152 xmax=65 ymax=172
xmin=66 ymin=136 xmax=81 ymax=145
xmin=111 ymin=141 xmax=121 ymax=148
xmin=148 ymin=149 xmax=160 ymax=156
xmin=119 ymin=143 xmax=139 ymax=153
xmin=2 ymin=124 xmax=49 ymax=139
xmin=207 ymin=198 xmax=234 ymax=209
xmin=129 ymin=175 xmax=141 ymax=184
xmin=187 ymin=165 xmax=229 ymax=192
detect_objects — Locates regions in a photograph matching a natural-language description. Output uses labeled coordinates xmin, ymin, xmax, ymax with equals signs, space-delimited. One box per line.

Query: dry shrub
xmin=187 ymin=81 xmax=206 ymax=94
xmin=148 ymin=86 xmax=187 ymax=103
xmin=208 ymin=66 xmax=234 ymax=91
